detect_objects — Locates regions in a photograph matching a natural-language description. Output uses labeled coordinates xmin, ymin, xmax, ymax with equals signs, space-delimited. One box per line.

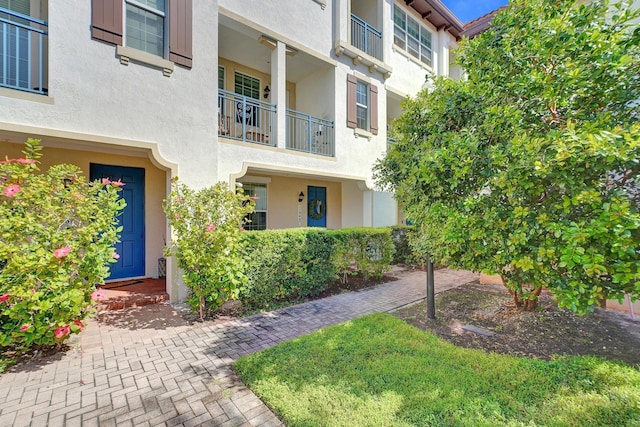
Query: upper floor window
xmin=356 ymin=81 xmax=369 ymax=130
xmin=91 ymin=0 xmax=192 ymax=69
xmin=234 ymin=71 xmax=260 ymax=99
xmin=125 ymin=0 xmax=165 ymax=57
xmin=346 ymin=74 xmax=378 ymax=135
xmin=218 ymin=65 xmax=225 ymax=90
xmin=393 ymin=4 xmax=432 ymax=68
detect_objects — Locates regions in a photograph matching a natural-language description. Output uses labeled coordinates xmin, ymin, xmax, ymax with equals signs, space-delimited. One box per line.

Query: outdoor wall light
xmin=298 ymin=191 xmax=305 ymax=203
xmin=263 ymin=85 xmax=270 ymax=99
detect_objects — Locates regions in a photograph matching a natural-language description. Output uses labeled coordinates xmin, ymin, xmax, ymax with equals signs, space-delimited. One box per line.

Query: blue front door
xmin=90 ymin=164 xmax=145 ymax=280
xmin=307 ymin=186 xmax=327 ymax=227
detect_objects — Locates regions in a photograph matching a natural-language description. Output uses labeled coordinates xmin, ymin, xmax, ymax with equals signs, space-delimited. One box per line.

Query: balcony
xmin=350 ymin=14 xmax=382 ymax=61
xmin=218 ymin=90 xmax=276 ymax=147
xmin=286 ymin=110 xmax=334 ymax=157
xmin=0 ymin=8 xmax=48 ymax=94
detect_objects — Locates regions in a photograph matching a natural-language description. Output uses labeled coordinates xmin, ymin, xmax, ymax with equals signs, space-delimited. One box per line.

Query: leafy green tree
xmin=0 ymin=139 xmax=124 ymax=350
xmin=375 ymin=0 xmax=639 ymax=313
xmin=164 ymin=180 xmax=254 ymax=320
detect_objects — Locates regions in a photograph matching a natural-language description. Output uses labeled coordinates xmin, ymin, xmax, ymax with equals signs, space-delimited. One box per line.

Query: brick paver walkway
xmin=0 ymin=268 xmax=478 ymax=426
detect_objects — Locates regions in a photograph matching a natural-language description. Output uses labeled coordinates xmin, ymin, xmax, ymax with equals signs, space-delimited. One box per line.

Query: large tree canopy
xmin=375 ymin=0 xmax=639 ymax=313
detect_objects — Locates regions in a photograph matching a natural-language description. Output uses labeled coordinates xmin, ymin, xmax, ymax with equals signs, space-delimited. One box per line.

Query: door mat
xmin=100 ymin=280 xmax=144 ymax=290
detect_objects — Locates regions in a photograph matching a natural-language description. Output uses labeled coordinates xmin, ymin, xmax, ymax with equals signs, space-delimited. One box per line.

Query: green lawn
xmin=234 ymin=313 xmax=640 ymax=427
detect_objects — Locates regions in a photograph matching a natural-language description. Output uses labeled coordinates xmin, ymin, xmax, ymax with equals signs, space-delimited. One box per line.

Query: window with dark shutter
xmin=91 ymin=0 xmax=123 ymax=45
xmin=370 ymin=84 xmax=378 ymax=135
xmin=346 ymin=74 xmax=357 ymax=129
xmin=169 ymin=0 xmax=192 ymax=68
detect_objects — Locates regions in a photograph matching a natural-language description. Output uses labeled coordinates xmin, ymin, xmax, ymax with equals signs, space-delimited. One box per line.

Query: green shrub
xmin=0 ymin=139 xmax=124 ymax=350
xmin=330 ymin=227 xmax=394 ymax=281
xmin=389 ymin=225 xmax=417 ymax=265
xmin=240 ymin=228 xmax=335 ymax=310
xmin=164 ymin=180 xmax=254 ymax=320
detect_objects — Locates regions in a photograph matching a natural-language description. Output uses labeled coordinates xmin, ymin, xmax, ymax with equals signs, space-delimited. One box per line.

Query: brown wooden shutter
xmin=169 ymin=0 xmax=193 ymax=68
xmin=91 ymin=0 xmax=123 ymax=45
xmin=370 ymin=84 xmax=378 ymax=135
xmin=346 ymin=74 xmax=357 ymax=129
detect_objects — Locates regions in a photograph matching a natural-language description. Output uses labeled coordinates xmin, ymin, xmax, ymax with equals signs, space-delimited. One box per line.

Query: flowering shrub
xmin=164 ymin=179 xmax=254 ymax=320
xmin=0 ymin=139 xmax=124 ymax=350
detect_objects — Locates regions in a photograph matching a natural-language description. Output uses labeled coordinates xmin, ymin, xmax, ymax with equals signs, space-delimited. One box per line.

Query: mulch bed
xmin=393 ymin=281 xmax=640 ymax=366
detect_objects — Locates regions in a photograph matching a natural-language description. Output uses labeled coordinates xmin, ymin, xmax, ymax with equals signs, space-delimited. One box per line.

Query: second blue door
xmin=90 ymin=164 xmax=146 ymax=280
xmin=307 ymin=186 xmax=327 ymax=227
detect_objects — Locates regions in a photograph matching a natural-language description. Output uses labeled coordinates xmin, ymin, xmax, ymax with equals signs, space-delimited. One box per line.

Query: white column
xmin=363 ymin=190 xmax=374 ymax=227
xmin=437 ymin=29 xmax=450 ymax=78
xmin=271 ymin=41 xmax=287 ymax=149
xmin=335 ymin=0 xmax=350 ymax=44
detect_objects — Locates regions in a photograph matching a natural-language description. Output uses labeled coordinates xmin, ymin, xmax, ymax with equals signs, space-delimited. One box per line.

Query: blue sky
xmin=441 ymin=0 xmax=509 ymax=23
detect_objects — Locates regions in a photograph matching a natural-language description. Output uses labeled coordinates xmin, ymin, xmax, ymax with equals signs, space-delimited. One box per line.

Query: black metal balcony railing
xmin=0 ymin=7 xmax=48 ymax=94
xmin=218 ymin=90 xmax=276 ymax=146
xmin=286 ymin=110 xmax=335 ymax=157
xmin=351 ymin=14 xmax=382 ymax=61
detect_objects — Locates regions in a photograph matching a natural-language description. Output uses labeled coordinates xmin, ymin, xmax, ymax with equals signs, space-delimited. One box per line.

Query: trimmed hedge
xmin=389 ymin=225 xmax=417 ymax=265
xmin=331 ymin=227 xmax=394 ymax=282
xmin=239 ymin=229 xmax=335 ymax=310
xmin=239 ymin=227 xmax=395 ymax=311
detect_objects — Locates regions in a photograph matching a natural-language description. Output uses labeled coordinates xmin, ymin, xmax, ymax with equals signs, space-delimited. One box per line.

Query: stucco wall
xmin=218 ymin=0 xmax=333 ymax=55
xmin=0 ymin=141 xmax=166 ymax=279
xmin=241 ymin=175 xmax=342 ymax=229
xmin=0 ymin=1 xmax=219 ymax=190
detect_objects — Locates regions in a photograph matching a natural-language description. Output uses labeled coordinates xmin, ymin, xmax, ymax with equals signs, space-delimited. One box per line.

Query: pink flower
xmin=20 ymin=324 xmax=30 ymax=332
xmin=2 ymin=184 xmax=21 ymax=197
xmin=73 ymin=320 xmax=84 ymax=331
xmin=101 ymin=178 xmax=112 ymax=185
xmin=239 ymin=227 xmax=245 ymax=231
xmin=0 ymin=293 xmax=9 ymax=303
xmin=205 ymin=224 xmax=216 ymax=232
xmin=110 ymin=180 xmax=125 ymax=187
xmin=73 ymin=193 xmax=83 ymax=199
xmin=91 ymin=288 xmax=106 ymax=302
xmin=113 ymin=252 xmax=120 ymax=260
xmin=54 ymin=325 xmax=70 ymax=339
xmin=53 ymin=246 xmax=72 ymax=258
xmin=14 ymin=158 xmax=36 ymax=164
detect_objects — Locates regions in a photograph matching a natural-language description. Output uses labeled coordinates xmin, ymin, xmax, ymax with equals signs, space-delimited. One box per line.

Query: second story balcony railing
xmin=0 ymin=7 xmax=48 ymax=95
xmin=286 ymin=110 xmax=335 ymax=157
xmin=218 ymin=90 xmax=276 ymax=147
xmin=351 ymin=14 xmax=382 ymax=61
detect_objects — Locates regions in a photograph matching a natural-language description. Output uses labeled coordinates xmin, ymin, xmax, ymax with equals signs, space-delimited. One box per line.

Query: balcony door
xmin=0 ymin=0 xmax=31 ymax=89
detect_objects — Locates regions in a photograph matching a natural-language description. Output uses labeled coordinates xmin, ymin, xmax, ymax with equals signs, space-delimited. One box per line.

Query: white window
xmin=243 ymin=183 xmax=267 ymax=230
xmin=125 ymin=0 xmax=166 ymax=57
xmin=356 ymin=81 xmax=369 ymax=130
xmin=393 ymin=4 xmax=432 ymax=68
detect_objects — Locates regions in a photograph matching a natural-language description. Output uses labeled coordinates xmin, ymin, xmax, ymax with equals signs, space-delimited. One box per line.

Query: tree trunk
xmin=501 ymin=275 xmax=542 ymax=311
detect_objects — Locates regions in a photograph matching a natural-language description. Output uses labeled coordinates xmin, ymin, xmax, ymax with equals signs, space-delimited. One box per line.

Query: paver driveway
xmin=0 ymin=268 xmax=478 ymax=426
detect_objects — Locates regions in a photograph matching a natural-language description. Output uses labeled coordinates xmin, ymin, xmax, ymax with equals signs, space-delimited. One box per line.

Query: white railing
xmin=218 ymin=90 xmax=276 ymax=146
xmin=351 ymin=14 xmax=382 ymax=61
xmin=0 ymin=8 xmax=48 ymax=94
xmin=286 ymin=110 xmax=334 ymax=157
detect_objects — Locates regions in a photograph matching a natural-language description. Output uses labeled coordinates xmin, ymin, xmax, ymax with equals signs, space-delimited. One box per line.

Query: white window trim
xmin=243 ymin=182 xmax=268 ymax=230
xmin=356 ymin=80 xmax=369 ymax=131
xmin=123 ymin=0 xmax=168 ymax=58
xmin=218 ymin=65 xmax=226 ymax=91
xmin=234 ymin=70 xmax=261 ymax=99
xmin=393 ymin=5 xmax=433 ymax=69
